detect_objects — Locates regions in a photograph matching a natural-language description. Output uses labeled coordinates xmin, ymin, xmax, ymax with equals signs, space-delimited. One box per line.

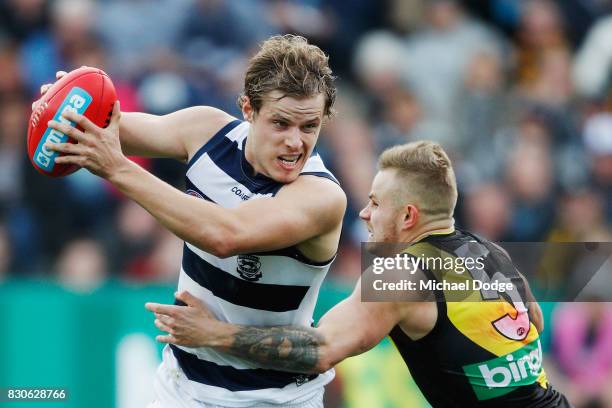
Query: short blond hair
xmin=378 ymin=141 xmax=457 ymax=217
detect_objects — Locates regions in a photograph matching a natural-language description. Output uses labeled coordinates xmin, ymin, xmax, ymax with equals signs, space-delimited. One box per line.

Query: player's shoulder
xmin=281 ymin=173 xmax=346 ymax=206
xmin=275 ymin=173 xmax=346 ymax=224
xmin=180 ymin=106 xmax=238 ymax=160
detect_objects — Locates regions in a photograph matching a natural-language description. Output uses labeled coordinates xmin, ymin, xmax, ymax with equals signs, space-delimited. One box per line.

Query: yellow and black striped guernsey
xmin=389 ymin=230 xmax=571 ymax=408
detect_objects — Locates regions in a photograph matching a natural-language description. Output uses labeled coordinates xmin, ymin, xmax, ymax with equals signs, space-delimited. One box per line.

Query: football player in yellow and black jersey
xmin=148 ymin=141 xmax=572 ymax=407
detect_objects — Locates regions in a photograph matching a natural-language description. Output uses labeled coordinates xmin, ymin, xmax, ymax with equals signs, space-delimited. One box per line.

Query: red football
xmin=27 ymin=67 xmax=117 ymax=177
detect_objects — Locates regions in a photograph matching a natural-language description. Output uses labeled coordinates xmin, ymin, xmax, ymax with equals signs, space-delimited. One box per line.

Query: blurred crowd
xmin=1 ymin=0 xmax=612 ymax=406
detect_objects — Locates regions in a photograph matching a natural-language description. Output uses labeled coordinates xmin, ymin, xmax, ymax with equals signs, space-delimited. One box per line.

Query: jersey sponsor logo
xmin=34 ymin=87 xmax=92 ymax=171
xmin=186 ymin=189 xmax=204 ymax=199
xmin=463 ymin=339 xmax=543 ymax=400
xmin=231 ymin=186 xmax=250 ymax=201
xmin=236 ymin=254 xmax=262 ymax=281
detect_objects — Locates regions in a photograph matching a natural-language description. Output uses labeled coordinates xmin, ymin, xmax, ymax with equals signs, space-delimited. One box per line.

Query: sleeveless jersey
xmin=389 ymin=230 xmax=571 ymax=408
xmin=162 ymin=119 xmax=337 ymax=406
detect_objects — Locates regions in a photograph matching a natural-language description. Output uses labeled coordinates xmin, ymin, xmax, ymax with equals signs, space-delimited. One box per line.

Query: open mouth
xmin=277 ymin=154 xmax=302 ymax=170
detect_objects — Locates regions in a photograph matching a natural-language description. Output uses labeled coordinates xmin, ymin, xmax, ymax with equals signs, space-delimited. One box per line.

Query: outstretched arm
xmin=146 ymin=280 xmax=402 ymax=374
xmin=45 ymin=104 xmax=345 ymax=258
xmin=119 ymin=106 xmax=234 ymax=160
xmin=36 ymin=69 xmax=234 ymax=161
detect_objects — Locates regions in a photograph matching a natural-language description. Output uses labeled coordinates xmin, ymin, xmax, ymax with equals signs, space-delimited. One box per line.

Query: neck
xmin=244 ymin=129 xmax=263 ymax=176
xmin=400 ymin=218 xmax=455 ymax=243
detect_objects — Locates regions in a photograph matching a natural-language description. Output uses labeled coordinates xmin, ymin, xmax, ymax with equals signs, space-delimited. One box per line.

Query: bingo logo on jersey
xmin=236 ymin=254 xmax=262 ymax=281
xmin=463 ymin=339 xmax=544 ymax=400
xmin=33 ymin=87 xmax=92 ymax=171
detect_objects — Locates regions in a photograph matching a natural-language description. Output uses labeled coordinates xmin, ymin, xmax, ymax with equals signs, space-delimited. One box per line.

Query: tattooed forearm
xmin=224 ymin=325 xmax=325 ymax=373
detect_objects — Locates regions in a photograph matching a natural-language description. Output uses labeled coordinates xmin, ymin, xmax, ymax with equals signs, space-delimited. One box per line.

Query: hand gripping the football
xmin=45 ymin=100 xmax=129 ymax=179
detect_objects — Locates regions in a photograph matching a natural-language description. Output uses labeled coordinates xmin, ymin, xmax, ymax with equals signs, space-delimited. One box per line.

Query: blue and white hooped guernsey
xmin=161 ymin=119 xmax=338 ymax=406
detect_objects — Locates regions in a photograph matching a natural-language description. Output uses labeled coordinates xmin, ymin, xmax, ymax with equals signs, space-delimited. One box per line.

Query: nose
xmin=359 ymin=205 xmax=370 ymax=221
xmin=284 ymin=127 xmax=302 ymax=151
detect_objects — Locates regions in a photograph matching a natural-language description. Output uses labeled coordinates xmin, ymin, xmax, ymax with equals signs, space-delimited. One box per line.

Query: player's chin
xmin=273 ymin=171 xmax=300 ymax=184
xmin=272 ymin=159 xmax=303 ymax=183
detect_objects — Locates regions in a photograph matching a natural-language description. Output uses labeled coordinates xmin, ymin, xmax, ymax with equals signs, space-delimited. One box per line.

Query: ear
xmin=241 ymin=96 xmax=254 ymax=122
xmin=402 ymin=204 xmax=419 ymax=230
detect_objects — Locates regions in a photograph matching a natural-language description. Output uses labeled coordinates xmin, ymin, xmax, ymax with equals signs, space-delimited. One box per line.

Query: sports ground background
xmin=1 ymin=0 xmax=612 ymax=407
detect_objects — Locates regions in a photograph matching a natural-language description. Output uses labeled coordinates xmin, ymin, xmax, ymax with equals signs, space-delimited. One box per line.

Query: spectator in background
xmin=505 ymin=133 xmax=556 ymax=241
xmin=56 ymin=238 xmax=107 ymax=293
xmin=372 ymin=87 xmax=423 ymax=155
xmin=95 ymin=0 xmax=191 ymax=78
xmin=0 ymin=223 xmax=12 ymax=280
xmin=550 ymin=302 xmax=612 ymax=408
xmin=537 ymin=190 xmax=609 ymax=295
xmin=0 ymin=95 xmax=40 ymax=274
xmin=548 ymin=190 xmax=609 ymax=242
xmin=182 ymin=0 xmax=272 ymax=53
xmin=0 ymin=0 xmax=50 ymax=41
xmin=319 ymin=92 xmax=375 ymax=281
xmin=353 ymin=30 xmax=406 ymax=98
xmin=453 ymin=49 xmax=510 ymax=186
xmin=399 ymin=0 xmax=503 ymax=150
xmin=141 ymin=230 xmax=182 ymax=283
xmin=0 ymin=96 xmax=27 ymax=211
xmin=573 ymin=14 xmax=612 ymax=100
xmin=352 ymin=31 xmax=424 ymax=160
xmin=18 ymin=0 xmax=99 ymax=95
xmin=107 ymin=201 xmax=160 ymax=281
xmin=517 ymin=46 xmax=574 ymax=109
xmin=177 ymin=0 xmax=270 ymax=114
xmin=462 ymin=183 xmax=512 ymax=241
xmin=515 ymin=0 xmax=568 ymax=93
xmin=583 ymin=113 xmax=612 ymax=223
xmin=0 ymin=41 xmax=24 ymax=96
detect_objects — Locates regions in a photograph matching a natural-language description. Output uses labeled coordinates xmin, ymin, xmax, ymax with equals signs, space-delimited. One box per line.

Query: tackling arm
xmin=207 ymin=280 xmax=402 ymax=374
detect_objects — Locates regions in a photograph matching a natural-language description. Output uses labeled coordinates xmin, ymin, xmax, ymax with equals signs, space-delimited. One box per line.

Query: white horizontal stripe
xmin=161 ymin=346 xmax=335 ymax=407
xmin=225 ymin=121 xmax=249 ymax=143
xmin=177 ymin=270 xmax=315 ymax=370
xmin=186 ymin=153 xmax=272 ymax=208
xmin=185 ymin=242 xmax=329 ymax=287
xmin=188 ymin=122 xmax=247 ymax=170
xmin=177 ymin=269 xmax=308 ymax=325
xmin=301 ymin=154 xmax=331 ymax=174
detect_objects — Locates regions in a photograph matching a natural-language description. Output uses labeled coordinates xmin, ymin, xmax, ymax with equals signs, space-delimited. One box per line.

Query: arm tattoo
xmin=225 ymin=325 xmax=324 ymax=373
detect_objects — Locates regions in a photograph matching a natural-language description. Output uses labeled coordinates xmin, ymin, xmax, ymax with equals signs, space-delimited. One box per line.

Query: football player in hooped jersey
xmin=38 ymin=35 xmax=346 ymax=407
xmin=159 ymin=142 xmax=573 ymax=408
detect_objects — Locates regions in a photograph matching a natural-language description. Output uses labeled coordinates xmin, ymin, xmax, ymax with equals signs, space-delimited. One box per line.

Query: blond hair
xmin=238 ymin=34 xmax=336 ymax=117
xmin=379 ymin=141 xmax=457 ymax=217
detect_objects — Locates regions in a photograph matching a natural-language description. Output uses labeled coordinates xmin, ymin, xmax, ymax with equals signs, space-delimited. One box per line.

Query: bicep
xmin=119 ymin=107 xmax=234 ymax=160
